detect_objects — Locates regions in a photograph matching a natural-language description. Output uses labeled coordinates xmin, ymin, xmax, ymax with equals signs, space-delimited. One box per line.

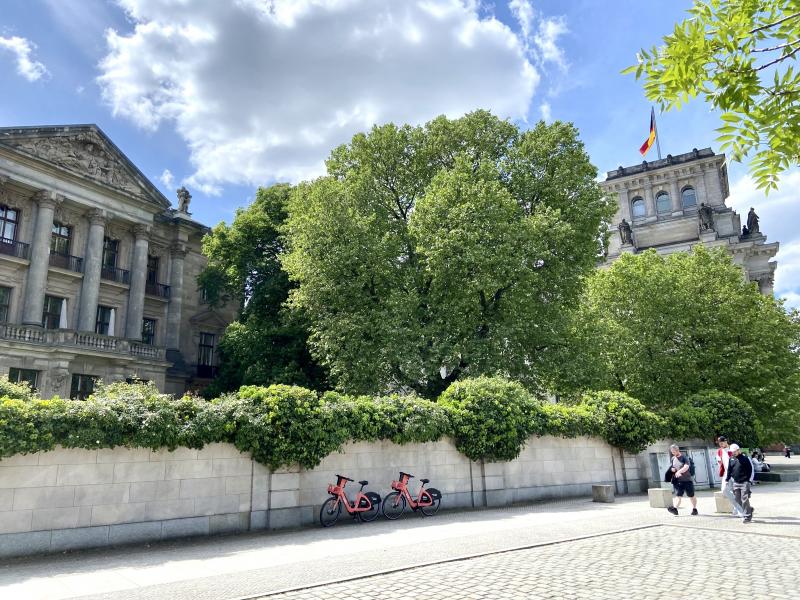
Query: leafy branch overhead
xmin=623 ymin=0 xmax=800 ymax=191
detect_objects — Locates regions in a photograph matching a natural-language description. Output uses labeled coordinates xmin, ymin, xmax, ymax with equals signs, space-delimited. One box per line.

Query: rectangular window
xmin=0 ymin=204 xmax=19 ymax=242
xmin=42 ymin=295 xmax=65 ymax=329
xmin=70 ymin=374 xmax=97 ymax=400
xmin=95 ymin=305 xmax=113 ymax=336
xmin=9 ymin=367 xmax=38 ymax=390
xmin=197 ymin=332 xmax=216 ymax=377
xmin=50 ymin=222 xmax=71 ymax=256
xmin=146 ymin=255 xmax=159 ymax=284
xmin=102 ymin=237 xmax=119 ymax=269
xmin=142 ymin=318 xmax=156 ymax=345
xmin=0 ymin=286 xmax=10 ymax=323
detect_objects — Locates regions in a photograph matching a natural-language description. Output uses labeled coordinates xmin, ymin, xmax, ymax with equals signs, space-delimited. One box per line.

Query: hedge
xmin=0 ymin=376 xmax=738 ymax=469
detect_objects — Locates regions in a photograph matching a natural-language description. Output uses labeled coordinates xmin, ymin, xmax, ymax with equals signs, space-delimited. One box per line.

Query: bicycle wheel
xmin=420 ymin=488 xmax=441 ymax=517
xmin=358 ymin=492 xmax=381 ymax=522
xmin=319 ymin=496 xmax=341 ymax=527
xmin=382 ymin=491 xmax=406 ymax=520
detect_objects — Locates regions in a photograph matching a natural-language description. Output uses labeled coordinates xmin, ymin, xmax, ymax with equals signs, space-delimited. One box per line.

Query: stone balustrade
xmin=0 ymin=324 xmax=166 ymax=361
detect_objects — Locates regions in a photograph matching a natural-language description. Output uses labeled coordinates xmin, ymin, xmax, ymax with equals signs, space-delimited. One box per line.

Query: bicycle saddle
xmin=358 ymin=480 xmax=368 ymax=486
xmin=420 ymin=478 xmax=429 ymax=484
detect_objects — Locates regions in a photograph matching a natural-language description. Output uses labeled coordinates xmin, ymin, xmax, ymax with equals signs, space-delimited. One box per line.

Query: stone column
xmin=165 ymin=242 xmax=187 ymax=349
xmin=22 ymin=191 xmax=59 ymax=326
xmin=125 ymin=225 xmax=150 ymax=340
xmin=694 ymin=169 xmax=709 ymax=206
xmin=669 ymin=178 xmax=682 ymax=214
xmin=77 ymin=210 xmax=108 ymax=332
xmin=644 ymin=184 xmax=656 ymax=218
xmin=618 ymin=188 xmax=631 ymax=222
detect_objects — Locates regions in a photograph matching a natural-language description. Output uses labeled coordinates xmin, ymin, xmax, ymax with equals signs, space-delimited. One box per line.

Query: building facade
xmin=0 ymin=125 xmax=236 ymax=398
xmin=600 ymin=148 xmax=778 ymax=293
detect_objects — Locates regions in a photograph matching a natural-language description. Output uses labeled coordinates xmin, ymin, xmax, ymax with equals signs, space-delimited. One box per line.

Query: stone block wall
xmin=1 ymin=435 xmax=652 ymax=557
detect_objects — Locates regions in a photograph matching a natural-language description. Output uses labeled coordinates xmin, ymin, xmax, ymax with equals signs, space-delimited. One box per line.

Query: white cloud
xmin=728 ymin=169 xmax=800 ymax=304
xmin=0 ymin=36 xmax=49 ymax=81
xmin=540 ymin=101 xmax=552 ymax=122
xmin=159 ymin=168 xmax=174 ymax=188
xmin=98 ymin=0 xmax=550 ymax=190
xmin=510 ymin=0 xmax=567 ymax=70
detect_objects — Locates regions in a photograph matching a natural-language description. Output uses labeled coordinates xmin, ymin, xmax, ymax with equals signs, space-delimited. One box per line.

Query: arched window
xmin=681 ymin=186 xmax=697 ymax=208
xmin=631 ymin=196 xmax=645 ymax=218
xmin=656 ymin=191 xmax=671 ymax=214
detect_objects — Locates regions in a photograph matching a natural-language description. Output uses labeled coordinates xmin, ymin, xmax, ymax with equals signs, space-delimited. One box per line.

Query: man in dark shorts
xmin=667 ymin=444 xmax=698 ymax=516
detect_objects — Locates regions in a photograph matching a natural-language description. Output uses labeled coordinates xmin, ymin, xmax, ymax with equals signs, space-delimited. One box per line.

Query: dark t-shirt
xmin=672 ymin=454 xmax=691 ymax=481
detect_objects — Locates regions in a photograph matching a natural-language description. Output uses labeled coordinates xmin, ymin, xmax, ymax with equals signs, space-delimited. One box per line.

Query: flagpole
xmin=653 ymin=107 xmax=663 ymax=160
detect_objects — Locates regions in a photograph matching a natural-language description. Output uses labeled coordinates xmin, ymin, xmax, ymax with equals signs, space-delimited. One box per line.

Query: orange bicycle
xmin=319 ymin=474 xmax=382 ymax=527
xmin=382 ymin=471 xmax=442 ymax=519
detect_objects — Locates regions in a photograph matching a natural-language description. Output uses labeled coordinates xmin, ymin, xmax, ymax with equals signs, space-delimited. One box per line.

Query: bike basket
xmin=390 ymin=480 xmax=402 ymax=491
xmin=327 ymin=484 xmax=342 ymax=495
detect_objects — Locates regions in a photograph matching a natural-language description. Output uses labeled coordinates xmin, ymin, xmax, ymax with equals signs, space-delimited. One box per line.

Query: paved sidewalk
xmin=2 ymin=482 xmax=799 ymax=600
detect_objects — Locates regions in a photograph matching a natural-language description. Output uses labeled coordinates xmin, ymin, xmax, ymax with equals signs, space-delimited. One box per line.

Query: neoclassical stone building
xmin=600 ymin=148 xmax=778 ymax=293
xmin=0 ymin=125 xmax=236 ymax=398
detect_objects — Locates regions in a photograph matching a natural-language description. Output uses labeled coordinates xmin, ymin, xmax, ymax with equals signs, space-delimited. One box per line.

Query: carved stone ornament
xmin=105 ymin=222 xmax=128 ymax=241
xmin=149 ymin=243 xmax=168 ymax=258
xmin=7 ymin=132 xmax=142 ymax=196
xmin=53 ymin=204 xmax=82 ymax=228
xmin=50 ymin=370 xmax=69 ymax=393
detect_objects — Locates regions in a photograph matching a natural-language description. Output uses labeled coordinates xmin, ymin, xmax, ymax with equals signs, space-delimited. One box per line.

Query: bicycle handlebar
xmin=336 ymin=474 xmax=354 ymax=483
xmin=399 ymin=471 xmax=414 ymax=480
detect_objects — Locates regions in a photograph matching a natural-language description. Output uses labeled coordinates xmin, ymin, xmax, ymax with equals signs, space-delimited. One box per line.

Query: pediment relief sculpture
xmin=7 ymin=132 xmax=143 ymax=196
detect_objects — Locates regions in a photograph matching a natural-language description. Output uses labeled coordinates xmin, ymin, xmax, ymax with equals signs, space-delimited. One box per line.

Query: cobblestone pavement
xmin=2 ymin=482 xmax=799 ymax=600
xmin=265 ymin=525 xmax=800 ymax=600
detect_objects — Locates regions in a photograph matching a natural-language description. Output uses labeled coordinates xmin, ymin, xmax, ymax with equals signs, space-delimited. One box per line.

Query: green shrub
xmin=666 ymin=390 xmax=759 ymax=447
xmin=439 ymin=376 xmax=539 ymax=462
xmin=579 ymin=391 xmax=665 ymax=453
xmin=0 ymin=375 xmax=36 ymax=401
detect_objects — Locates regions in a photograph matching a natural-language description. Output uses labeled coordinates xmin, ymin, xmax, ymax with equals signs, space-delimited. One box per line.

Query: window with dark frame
xmin=9 ymin=367 xmax=38 ymax=390
xmin=50 ymin=222 xmax=71 ymax=256
xmin=147 ymin=255 xmax=159 ymax=284
xmin=95 ymin=305 xmax=113 ymax=336
xmin=0 ymin=286 xmax=10 ymax=323
xmin=197 ymin=332 xmax=215 ymax=377
xmin=102 ymin=237 xmax=119 ymax=269
xmin=1 ymin=204 xmax=19 ymax=242
xmin=656 ymin=191 xmax=671 ymax=214
xmin=631 ymin=197 xmax=645 ymax=218
xmin=42 ymin=295 xmax=64 ymax=329
xmin=142 ymin=318 xmax=156 ymax=345
xmin=70 ymin=374 xmax=97 ymax=400
xmin=682 ymin=186 xmax=697 ymax=209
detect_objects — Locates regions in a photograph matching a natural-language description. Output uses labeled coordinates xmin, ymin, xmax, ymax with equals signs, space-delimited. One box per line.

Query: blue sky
xmin=2 ymin=0 xmax=798 ymax=305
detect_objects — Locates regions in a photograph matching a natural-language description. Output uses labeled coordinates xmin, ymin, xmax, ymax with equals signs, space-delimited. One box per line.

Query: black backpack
xmin=682 ymin=454 xmax=696 ymax=477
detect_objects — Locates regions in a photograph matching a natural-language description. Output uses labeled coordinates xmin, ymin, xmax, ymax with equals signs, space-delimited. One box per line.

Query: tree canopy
xmin=198 ymin=184 xmax=327 ymax=394
xmin=624 ymin=0 xmax=800 ymax=191
xmin=548 ymin=246 xmax=800 ymax=441
xmin=283 ymin=110 xmax=611 ymax=397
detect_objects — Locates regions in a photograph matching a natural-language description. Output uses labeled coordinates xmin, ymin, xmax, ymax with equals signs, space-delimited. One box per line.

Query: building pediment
xmin=0 ymin=125 xmax=170 ymax=209
xmin=189 ymin=309 xmax=230 ymax=330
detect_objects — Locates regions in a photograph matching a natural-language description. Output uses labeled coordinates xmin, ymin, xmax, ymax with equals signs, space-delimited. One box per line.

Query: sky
xmin=1 ymin=0 xmax=798 ymax=306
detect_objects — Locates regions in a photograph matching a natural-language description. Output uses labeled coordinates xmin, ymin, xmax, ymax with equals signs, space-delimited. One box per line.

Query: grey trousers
xmin=732 ymin=482 xmax=753 ymax=517
xmin=722 ymin=479 xmax=743 ymax=514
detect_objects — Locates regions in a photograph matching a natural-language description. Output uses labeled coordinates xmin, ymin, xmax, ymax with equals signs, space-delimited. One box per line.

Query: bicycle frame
xmin=327 ymin=477 xmax=373 ymax=514
xmin=390 ymin=473 xmax=433 ymax=509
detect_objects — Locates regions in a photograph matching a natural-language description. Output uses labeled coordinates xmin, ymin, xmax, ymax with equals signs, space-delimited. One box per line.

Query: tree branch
xmin=756 ymin=44 xmax=800 ymax=71
xmin=752 ymin=38 xmax=800 ymax=52
xmin=750 ymin=12 xmax=800 ymax=35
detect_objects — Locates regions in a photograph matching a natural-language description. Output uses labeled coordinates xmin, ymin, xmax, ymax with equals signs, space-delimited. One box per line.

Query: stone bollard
xmin=714 ymin=491 xmax=733 ymax=514
xmin=592 ymin=484 xmax=615 ymax=503
xmin=648 ymin=487 xmax=673 ymax=508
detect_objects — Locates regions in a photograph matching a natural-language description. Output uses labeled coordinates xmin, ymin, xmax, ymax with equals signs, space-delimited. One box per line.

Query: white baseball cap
xmin=729 ymin=444 xmax=740 ymax=452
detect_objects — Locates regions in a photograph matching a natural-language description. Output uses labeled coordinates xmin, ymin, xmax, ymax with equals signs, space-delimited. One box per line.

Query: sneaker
xmin=743 ymin=516 xmax=752 ymax=523
xmin=667 ymin=506 xmax=678 ymax=515
xmin=691 ymin=508 xmax=698 ymax=516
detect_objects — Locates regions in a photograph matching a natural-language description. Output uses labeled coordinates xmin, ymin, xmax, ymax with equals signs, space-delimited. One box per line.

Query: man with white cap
xmin=716 ymin=436 xmax=743 ymax=516
xmin=726 ymin=444 xmax=754 ymax=523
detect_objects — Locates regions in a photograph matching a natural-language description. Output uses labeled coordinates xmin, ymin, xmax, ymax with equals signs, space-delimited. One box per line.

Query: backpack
xmin=684 ymin=454 xmax=696 ymax=477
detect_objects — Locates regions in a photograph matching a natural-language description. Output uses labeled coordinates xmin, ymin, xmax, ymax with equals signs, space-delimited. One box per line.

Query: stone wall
xmin=0 ymin=436 xmax=649 ymax=558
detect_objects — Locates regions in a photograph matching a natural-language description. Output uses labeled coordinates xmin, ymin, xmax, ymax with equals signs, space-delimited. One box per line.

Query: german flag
xmin=639 ymin=108 xmax=656 ymax=156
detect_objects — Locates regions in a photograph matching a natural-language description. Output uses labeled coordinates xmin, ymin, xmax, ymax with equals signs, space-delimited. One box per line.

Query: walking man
xmin=716 ymin=436 xmax=743 ymax=516
xmin=667 ymin=444 xmax=698 ymax=516
xmin=726 ymin=444 xmax=754 ymax=523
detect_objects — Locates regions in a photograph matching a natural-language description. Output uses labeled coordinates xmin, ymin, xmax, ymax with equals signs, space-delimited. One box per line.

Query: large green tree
xmin=549 ymin=246 xmax=800 ymax=441
xmin=199 ymin=184 xmax=326 ymax=394
xmin=625 ymin=0 xmax=800 ymax=191
xmin=283 ymin=111 xmax=611 ymax=397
